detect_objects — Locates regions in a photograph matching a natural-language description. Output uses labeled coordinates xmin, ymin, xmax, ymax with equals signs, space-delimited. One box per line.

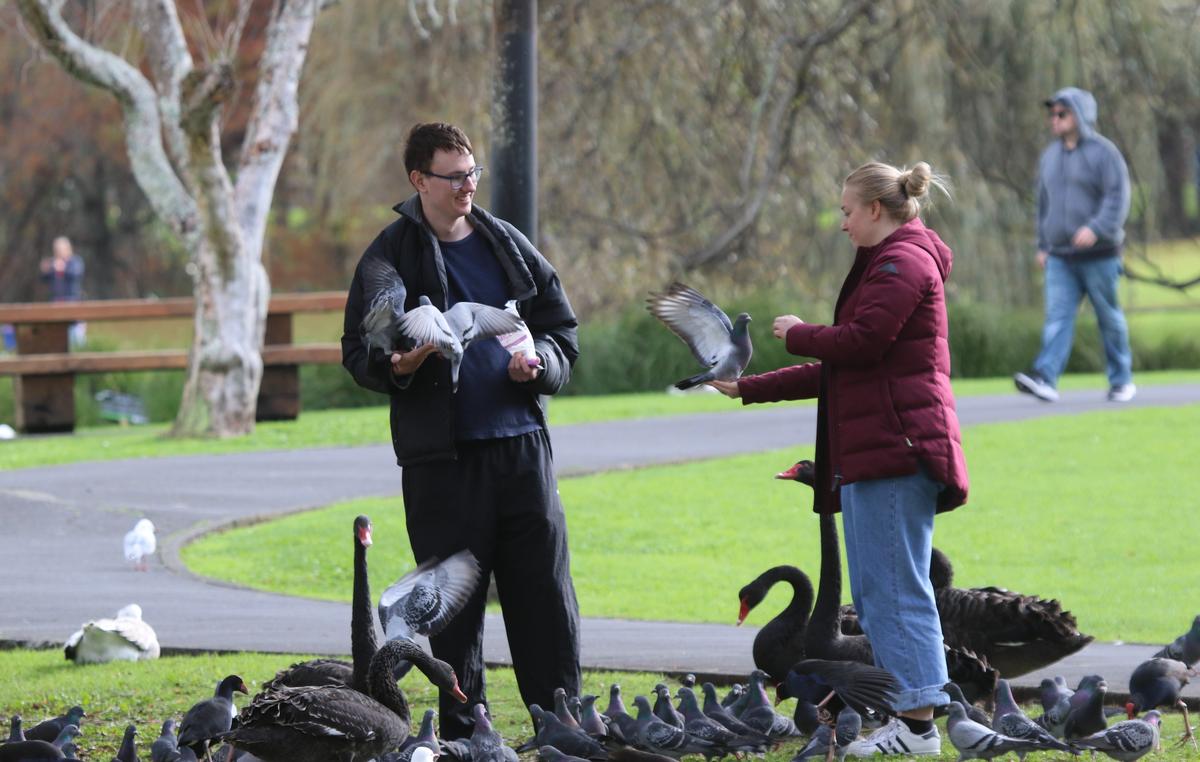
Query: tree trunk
xmin=16 ymin=0 xmax=320 ymax=437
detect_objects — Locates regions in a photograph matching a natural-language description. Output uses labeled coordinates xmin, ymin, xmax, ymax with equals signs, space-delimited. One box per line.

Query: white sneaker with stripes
xmin=845 ymin=718 xmax=942 ymax=757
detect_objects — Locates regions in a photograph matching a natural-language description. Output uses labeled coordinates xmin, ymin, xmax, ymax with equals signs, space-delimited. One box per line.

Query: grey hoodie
xmin=1036 ymin=87 xmax=1130 ymax=257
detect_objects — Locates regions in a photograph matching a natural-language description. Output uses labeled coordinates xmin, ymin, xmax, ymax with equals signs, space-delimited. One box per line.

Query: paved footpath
xmin=1 ymin=384 xmax=1196 ymax=700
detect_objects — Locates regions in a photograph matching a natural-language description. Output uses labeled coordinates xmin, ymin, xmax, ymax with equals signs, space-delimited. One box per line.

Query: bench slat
xmin=0 ymin=291 xmax=347 ymax=323
xmin=0 ymin=344 xmax=343 ymax=375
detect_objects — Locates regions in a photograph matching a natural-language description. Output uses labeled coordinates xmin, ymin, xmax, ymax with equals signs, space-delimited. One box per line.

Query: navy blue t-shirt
xmin=440 ymin=229 xmax=541 ymax=441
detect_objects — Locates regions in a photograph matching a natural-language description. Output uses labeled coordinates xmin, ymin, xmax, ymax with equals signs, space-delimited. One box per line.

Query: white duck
xmin=64 ymin=603 xmax=160 ymax=664
xmin=124 ymin=518 xmax=156 ymax=571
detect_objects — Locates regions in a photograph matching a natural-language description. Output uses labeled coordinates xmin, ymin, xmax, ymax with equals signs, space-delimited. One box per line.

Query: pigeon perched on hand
xmin=359 ymin=256 xmax=409 ymax=357
xmin=399 ymin=295 xmax=527 ymax=391
xmin=497 ymin=300 xmax=542 ymax=369
xmin=124 ymin=518 xmax=156 ymax=571
xmin=646 ymin=282 xmax=752 ymax=390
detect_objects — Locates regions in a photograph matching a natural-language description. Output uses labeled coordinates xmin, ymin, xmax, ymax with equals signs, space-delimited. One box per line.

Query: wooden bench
xmin=0 ymin=292 xmax=347 ymax=433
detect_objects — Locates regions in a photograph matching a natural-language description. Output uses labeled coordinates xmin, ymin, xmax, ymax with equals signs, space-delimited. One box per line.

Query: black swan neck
xmin=351 ymin=535 xmax=378 ymax=692
xmin=810 ymin=513 xmax=844 ymax=636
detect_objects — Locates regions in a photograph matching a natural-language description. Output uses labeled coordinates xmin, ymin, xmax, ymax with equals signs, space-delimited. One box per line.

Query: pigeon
xmin=539 ymin=746 xmax=592 ymax=762
xmin=698 ymin=683 xmax=767 ymax=741
xmin=3 ymin=723 xmax=82 ymax=761
xmin=1063 ymin=675 xmax=1109 ymax=741
xmin=497 ymin=300 xmax=542 ymax=369
xmin=631 ymin=695 xmax=717 ymax=759
xmin=64 ymin=603 xmax=160 ymax=664
xmin=578 ymin=695 xmax=609 ymax=739
xmin=555 ymin=688 xmax=584 ymax=730
xmin=124 ymin=518 xmax=156 ymax=571
xmin=675 ymin=686 xmax=766 ymax=757
xmin=737 ymin=670 xmax=802 ymax=740
xmin=377 ymin=549 xmax=482 ymax=644
xmin=1126 ymin=657 xmax=1197 ymax=746
xmin=1035 ymin=676 xmax=1074 ymax=737
xmin=150 ymin=719 xmax=180 ymax=762
xmin=1154 ymin=615 xmax=1200 ymax=667
xmin=720 ymin=684 xmax=744 ymax=711
xmin=25 ymin=706 xmax=85 ymax=743
xmin=398 ymin=295 xmax=527 ymax=391
xmin=652 ymin=684 xmax=684 ymax=729
xmin=946 ymin=701 xmax=1043 ymax=761
xmin=360 ymin=256 xmax=409 ymax=357
xmin=990 ymin=679 xmax=1075 ymax=757
xmin=646 ymin=282 xmax=752 ymax=390
xmin=601 ymin=684 xmax=640 ymax=747
xmin=7 ymin=715 xmax=23 ymax=743
xmin=833 ymin=706 xmax=863 ymax=761
xmin=1072 ymin=711 xmax=1162 ymax=762
xmin=792 ymin=724 xmax=834 ymax=761
xmin=177 ymin=674 xmax=248 ymax=760
xmin=944 ymin=682 xmax=990 ymax=728
xmin=468 ymin=703 xmax=519 ymax=762
xmin=113 ymin=723 xmax=139 ymax=762
xmin=393 ymin=709 xmax=440 ymax=762
xmin=526 ymin=705 xmax=607 ymax=760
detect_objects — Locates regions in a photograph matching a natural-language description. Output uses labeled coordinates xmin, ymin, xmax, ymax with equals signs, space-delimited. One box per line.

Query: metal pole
xmin=490 ymin=0 xmax=538 ymax=245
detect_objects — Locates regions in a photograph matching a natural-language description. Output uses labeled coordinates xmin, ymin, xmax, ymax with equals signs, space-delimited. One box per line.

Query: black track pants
xmin=401 ymin=427 xmax=582 ymax=739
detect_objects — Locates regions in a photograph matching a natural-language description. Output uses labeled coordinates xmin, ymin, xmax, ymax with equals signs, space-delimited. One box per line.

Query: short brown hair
xmin=404 ymin=122 xmax=473 ymax=174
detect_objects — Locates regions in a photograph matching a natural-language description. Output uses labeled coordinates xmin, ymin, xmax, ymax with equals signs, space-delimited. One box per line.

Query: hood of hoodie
xmin=872 ymin=217 xmax=953 ymax=282
xmin=1046 ymin=86 xmax=1098 ymax=142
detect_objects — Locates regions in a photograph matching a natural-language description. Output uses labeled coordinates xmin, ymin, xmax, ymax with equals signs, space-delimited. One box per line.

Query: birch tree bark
xmin=15 ymin=0 xmax=322 ymax=437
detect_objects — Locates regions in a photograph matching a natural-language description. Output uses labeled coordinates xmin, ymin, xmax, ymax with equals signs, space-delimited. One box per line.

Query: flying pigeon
xmin=360 ymin=256 xmax=409 ymax=357
xmin=398 ymin=295 xmax=528 ymax=391
xmin=64 ymin=603 xmax=160 ymax=664
xmin=1072 ymin=711 xmax=1162 ymax=762
xmin=124 ymin=518 xmax=156 ymax=571
xmin=946 ymin=701 xmax=1043 ymax=761
xmin=1154 ymin=615 xmax=1200 ymax=666
xmin=378 ymin=549 xmax=482 ymax=644
xmin=646 ymin=282 xmax=752 ymax=390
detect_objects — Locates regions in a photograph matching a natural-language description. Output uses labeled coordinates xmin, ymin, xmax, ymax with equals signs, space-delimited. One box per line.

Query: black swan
xmin=223 ymin=638 xmax=467 ymax=762
xmin=262 ymin=515 xmax=379 ymax=693
xmin=736 ymin=566 xmax=814 ymax=685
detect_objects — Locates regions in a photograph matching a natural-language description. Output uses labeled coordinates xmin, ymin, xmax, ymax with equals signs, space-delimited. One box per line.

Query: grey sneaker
xmin=845 ymin=718 xmax=942 ymax=757
xmin=1014 ymin=371 xmax=1059 ymax=402
xmin=1107 ymin=383 xmax=1137 ymax=402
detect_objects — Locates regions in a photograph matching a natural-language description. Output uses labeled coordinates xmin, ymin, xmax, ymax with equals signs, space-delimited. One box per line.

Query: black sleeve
xmin=519 ymin=256 xmax=579 ymax=397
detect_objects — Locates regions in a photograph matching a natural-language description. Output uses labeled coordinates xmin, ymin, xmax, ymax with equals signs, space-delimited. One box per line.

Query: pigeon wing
xmin=399 ymin=304 xmax=457 ymax=352
xmin=445 ymin=302 xmax=525 ymax=346
xmin=378 ymin=550 xmax=482 ymax=641
xmin=647 ymin=283 xmax=735 ymax=368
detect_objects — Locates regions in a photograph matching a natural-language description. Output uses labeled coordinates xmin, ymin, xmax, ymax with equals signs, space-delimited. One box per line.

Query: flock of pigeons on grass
xmin=4 ymin=281 xmax=1198 ymax=761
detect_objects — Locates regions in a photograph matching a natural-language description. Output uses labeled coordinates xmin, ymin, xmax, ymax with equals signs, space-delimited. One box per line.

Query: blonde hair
xmin=844 ymin=161 xmax=950 ymax=223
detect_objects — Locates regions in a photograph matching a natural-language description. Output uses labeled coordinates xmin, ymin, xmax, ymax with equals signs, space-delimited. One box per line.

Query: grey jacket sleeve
xmin=1086 ymin=142 xmax=1131 ymax=243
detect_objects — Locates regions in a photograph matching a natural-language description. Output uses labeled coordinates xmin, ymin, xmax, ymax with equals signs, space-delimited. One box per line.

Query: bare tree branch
xmin=15 ymin=0 xmax=198 ymax=239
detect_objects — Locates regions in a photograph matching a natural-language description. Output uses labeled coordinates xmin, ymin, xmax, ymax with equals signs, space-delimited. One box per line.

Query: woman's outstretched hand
xmin=708 ymin=379 xmax=741 ymax=398
xmin=773 ymin=315 xmax=803 ymax=339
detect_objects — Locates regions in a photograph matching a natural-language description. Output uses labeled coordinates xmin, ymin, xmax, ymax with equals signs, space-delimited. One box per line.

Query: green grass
xmin=4 ymin=369 xmax=1200 ymax=471
xmin=184 ymin=404 xmax=1200 ymax=645
xmin=1 ymin=648 xmax=1196 ymax=761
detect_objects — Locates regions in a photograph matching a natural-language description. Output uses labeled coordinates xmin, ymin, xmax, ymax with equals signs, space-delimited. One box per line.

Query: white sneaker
xmin=845 ymin=718 xmax=942 ymax=757
xmin=1013 ymin=371 xmax=1059 ymax=402
xmin=1107 ymin=383 xmax=1137 ymax=402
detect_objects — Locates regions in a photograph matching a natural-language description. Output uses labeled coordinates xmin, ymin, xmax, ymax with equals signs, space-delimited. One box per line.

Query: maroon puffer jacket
xmin=738 ymin=217 xmax=968 ymax=514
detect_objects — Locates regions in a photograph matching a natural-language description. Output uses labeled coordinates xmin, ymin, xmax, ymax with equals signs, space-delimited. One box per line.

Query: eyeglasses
xmin=1049 ymin=109 xmax=1071 ymax=120
xmin=423 ymin=165 xmax=484 ymax=190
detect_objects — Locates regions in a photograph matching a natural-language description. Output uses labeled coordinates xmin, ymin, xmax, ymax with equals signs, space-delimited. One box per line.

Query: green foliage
xmin=184 ymin=404 xmax=1200 ymax=644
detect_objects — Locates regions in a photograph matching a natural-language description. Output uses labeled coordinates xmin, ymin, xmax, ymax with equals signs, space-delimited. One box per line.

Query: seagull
xmin=64 ymin=603 xmax=160 ymax=664
xmin=360 ymin=256 xmax=409 ymax=357
xmin=398 ymin=295 xmax=527 ymax=392
xmin=124 ymin=518 xmax=156 ymax=571
xmin=646 ymin=282 xmax=752 ymax=390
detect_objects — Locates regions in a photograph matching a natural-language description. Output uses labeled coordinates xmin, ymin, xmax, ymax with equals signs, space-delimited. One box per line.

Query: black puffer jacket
xmin=341 ymin=196 xmax=579 ymax=465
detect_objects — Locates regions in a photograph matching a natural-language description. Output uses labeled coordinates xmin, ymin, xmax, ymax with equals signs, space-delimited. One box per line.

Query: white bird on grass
xmin=64 ymin=603 xmax=160 ymax=664
xmin=124 ymin=518 xmax=156 ymax=571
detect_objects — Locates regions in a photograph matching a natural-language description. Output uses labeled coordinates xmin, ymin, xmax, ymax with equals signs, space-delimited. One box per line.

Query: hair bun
xmin=901 ymin=162 xmax=932 ymax=199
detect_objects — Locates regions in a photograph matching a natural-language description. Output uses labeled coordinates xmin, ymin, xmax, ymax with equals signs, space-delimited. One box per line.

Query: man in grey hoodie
xmin=1014 ymin=87 xmax=1136 ymax=403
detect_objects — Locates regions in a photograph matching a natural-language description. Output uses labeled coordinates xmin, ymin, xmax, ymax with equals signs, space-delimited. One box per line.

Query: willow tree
xmin=15 ymin=0 xmax=326 ymax=437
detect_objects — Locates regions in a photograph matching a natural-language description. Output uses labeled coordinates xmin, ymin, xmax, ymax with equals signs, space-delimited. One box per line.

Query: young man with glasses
xmin=1015 ymin=87 xmax=1135 ymax=403
xmin=341 ymin=122 xmax=581 ymax=738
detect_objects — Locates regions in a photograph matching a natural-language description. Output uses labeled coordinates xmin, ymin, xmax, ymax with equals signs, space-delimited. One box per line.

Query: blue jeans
xmin=1033 ymin=255 xmax=1132 ymax=388
xmin=841 ymin=467 xmax=949 ymax=712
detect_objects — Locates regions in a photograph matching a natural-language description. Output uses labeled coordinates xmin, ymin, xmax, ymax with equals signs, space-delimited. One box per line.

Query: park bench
xmin=0 ymin=292 xmax=347 ymax=434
